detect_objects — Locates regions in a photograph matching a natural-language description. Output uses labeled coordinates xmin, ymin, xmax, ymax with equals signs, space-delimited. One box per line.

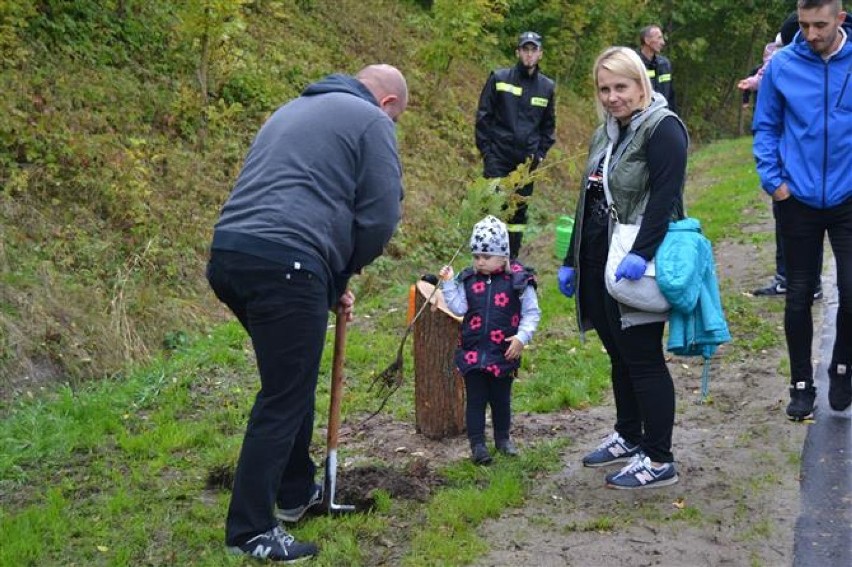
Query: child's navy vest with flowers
xmin=454 ymin=262 xmax=536 ymax=378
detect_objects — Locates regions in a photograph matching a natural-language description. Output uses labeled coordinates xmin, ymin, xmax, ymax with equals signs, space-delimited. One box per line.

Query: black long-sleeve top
xmin=564 ymin=115 xmax=687 ymax=267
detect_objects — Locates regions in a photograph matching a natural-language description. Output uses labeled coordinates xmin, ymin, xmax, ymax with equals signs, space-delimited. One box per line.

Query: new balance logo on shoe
xmin=251 ymin=544 xmax=273 ymax=559
xmin=609 ymin=444 xmax=629 ymax=457
xmin=633 ymin=470 xmax=655 ymax=485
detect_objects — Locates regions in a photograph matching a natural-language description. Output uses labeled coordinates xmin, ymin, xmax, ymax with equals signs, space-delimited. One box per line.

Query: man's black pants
xmin=207 ymin=249 xmax=328 ymax=546
xmin=777 ymin=196 xmax=852 ymax=385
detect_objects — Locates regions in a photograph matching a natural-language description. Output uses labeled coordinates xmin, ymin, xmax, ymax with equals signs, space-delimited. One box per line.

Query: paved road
xmin=794 ymin=263 xmax=852 ymax=566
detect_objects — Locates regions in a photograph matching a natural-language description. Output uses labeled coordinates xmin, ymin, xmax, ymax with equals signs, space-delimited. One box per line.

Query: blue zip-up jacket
xmin=655 ymin=218 xmax=731 ymax=359
xmin=753 ymin=17 xmax=852 ymax=209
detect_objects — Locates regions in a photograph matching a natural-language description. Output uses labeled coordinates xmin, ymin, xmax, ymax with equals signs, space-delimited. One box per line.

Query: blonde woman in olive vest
xmin=557 ymin=46 xmax=688 ymax=489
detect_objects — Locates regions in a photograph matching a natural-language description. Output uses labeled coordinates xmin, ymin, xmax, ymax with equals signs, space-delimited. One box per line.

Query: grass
xmin=0 ymin=135 xmax=793 ymax=565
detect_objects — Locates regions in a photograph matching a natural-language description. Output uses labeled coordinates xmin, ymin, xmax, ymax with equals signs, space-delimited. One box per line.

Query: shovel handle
xmin=327 ymin=307 xmax=347 ymax=452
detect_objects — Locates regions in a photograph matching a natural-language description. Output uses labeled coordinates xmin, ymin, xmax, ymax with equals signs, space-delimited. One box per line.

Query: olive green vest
xmin=584 ymin=105 xmax=684 ymax=224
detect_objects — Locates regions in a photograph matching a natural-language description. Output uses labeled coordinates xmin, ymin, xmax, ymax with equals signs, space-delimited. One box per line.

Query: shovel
xmin=322 ymin=306 xmax=355 ymax=514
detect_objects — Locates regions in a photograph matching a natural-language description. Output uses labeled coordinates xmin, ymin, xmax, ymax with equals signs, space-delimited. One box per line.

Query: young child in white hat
xmin=439 ymin=215 xmax=541 ymax=464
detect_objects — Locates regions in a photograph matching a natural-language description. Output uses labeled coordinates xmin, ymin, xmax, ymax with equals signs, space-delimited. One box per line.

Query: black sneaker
xmin=471 ymin=443 xmax=492 ymax=465
xmin=753 ymin=275 xmax=786 ymax=296
xmin=786 ymin=381 xmax=816 ymax=421
xmin=227 ymin=525 xmax=318 ymax=562
xmin=828 ymin=364 xmax=851 ymax=411
xmin=495 ymin=438 xmax=519 ymax=457
xmin=276 ymin=484 xmax=322 ymax=523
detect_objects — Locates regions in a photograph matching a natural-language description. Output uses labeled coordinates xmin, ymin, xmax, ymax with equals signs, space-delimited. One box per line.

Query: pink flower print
xmin=469 ymin=315 xmax=482 ymax=330
xmin=487 ymin=364 xmax=501 ymax=377
xmin=490 ymin=329 xmax=505 ymax=344
xmin=493 ymin=292 xmax=509 ymax=308
xmin=472 ymin=281 xmax=486 ymax=294
xmin=511 ymin=314 xmax=520 ymax=327
xmin=511 ymin=263 xmax=522 ymax=273
xmin=464 ymin=351 xmax=478 ymax=365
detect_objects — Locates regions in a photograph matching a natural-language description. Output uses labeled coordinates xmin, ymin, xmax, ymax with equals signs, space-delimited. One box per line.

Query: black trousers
xmin=506 ymin=182 xmax=533 ymax=259
xmin=579 ymin=261 xmax=676 ymax=463
xmin=776 ymin=196 xmax=852 ymax=385
xmin=464 ymin=369 xmax=514 ymax=446
xmin=772 ymin=199 xmax=823 ymax=284
xmin=207 ymin=249 xmax=328 ymax=546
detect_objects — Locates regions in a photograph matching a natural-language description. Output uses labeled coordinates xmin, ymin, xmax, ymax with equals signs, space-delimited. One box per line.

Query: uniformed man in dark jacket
xmin=475 ymin=31 xmax=556 ymax=259
xmin=638 ymin=25 xmax=678 ymax=113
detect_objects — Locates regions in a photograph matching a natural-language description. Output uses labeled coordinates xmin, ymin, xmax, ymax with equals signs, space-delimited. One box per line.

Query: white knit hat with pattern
xmin=470 ymin=215 xmax=509 ymax=257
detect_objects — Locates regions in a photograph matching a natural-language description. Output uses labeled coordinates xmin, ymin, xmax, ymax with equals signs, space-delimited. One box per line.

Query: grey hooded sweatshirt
xmin=212 ymin=73 xmax=404 ymax=301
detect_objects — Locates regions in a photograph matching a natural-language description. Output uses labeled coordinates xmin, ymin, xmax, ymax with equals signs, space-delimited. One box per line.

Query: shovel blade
xmin=323 ymin=449 xmax=355 ymax=514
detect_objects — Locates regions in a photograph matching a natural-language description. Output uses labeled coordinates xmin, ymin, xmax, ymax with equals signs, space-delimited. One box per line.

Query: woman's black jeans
xmin=579 ymin=261 xmax=676 ymax=463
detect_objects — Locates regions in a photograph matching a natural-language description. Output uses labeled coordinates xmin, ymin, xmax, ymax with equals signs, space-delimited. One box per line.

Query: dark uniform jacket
xmin=475 ymin=62 xmax=556 ymax=178
xmin=639 ymin=51 xmax=677 ymax=114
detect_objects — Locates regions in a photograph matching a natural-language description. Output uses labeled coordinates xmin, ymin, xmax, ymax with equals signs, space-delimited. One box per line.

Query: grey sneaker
xmin=582 ymin=432 xmax=640 ymax=467
xmin=495 ymin=438 xmax=519 ymax=457
xmin=471 ymin=443 xmax=492 ymax=465
xmin=227 ymin=525 xmax=317 ymax=562
xmin=275 ymin=484 xmax=322 ymax=523
xmin=605 ymin=453 xmax=678 ymax=489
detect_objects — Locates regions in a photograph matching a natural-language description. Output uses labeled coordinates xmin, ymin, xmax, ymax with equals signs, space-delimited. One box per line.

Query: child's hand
xmin=439 ymin=265 xmax=454 ymax=281
xmin=504 ymin=336 xmax=524 ymax=360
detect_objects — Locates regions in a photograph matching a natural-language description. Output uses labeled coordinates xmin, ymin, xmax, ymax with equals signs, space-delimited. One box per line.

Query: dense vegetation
xmin=1 ymin=0 xmax=795 ymax=392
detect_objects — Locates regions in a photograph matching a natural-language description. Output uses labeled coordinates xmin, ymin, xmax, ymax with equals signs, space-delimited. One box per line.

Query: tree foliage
xmin=0 ymin=0 xmax=808 ymax=387
xmin=486 ymin=0 xmax=799 ymax=139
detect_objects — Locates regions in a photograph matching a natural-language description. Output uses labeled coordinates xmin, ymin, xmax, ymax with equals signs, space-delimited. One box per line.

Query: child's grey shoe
xmin=495 ymin=439 xmax=519 ymax=456
xmin=471 ymin=443 xmax=492 ymax=465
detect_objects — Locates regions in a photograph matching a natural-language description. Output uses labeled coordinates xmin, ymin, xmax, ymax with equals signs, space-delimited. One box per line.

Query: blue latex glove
xmin=557 ymin=266 xmax=576 ymax=297
xmin=614 ymin=253 xmax=647 ymax=281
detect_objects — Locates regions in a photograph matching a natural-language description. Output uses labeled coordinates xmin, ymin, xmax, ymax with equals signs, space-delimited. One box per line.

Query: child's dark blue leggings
xmin=464 ymin=369 xmax=514 ymax=446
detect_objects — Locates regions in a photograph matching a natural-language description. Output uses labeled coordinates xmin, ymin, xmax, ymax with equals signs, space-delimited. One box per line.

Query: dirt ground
xmin=335 ymin=217 xmax=818 ymax=566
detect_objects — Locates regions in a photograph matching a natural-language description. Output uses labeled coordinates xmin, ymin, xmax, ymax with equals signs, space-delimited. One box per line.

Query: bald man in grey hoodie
xmin=207 ymin=64 xmax=407 ymax=562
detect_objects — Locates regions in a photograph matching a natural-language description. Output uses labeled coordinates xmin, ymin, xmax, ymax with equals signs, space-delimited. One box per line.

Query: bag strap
xmin=601 ymin=141 xmax=618 ymax=221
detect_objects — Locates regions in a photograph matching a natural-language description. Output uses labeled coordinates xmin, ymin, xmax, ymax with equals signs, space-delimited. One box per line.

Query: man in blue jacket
xmin=753 ymin=0 xmax=852 ymax=421
xmin=207 ymin=64 xmax=407 ymax=561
